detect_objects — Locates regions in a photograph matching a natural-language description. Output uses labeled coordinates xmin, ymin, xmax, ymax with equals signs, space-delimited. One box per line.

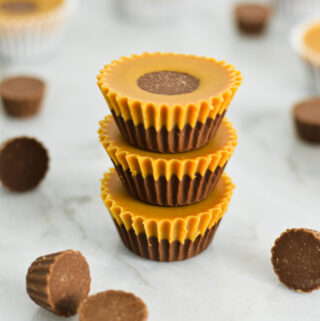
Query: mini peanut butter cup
xmin=26 ymin=250 xmax=91 ymax=317
xmin=78 ymin=290 xmax=148 ymax=321
xmin=293 ymin=98 xmax=320 ymax=143
xmin=99 ymin=116 xmax=237 ymax=207
xmin=235 ymin=4 xmax=271 ymax=35
xmin=0 ymin=76 xmax=45 ymax=118
xmin=97 ymin=53 xmax=242 ymax=153
xmin=271 ymin=229 xmax=320 ymax=293
xmin=0 ymin=137 xmax=49 ymax=192
xmin=101 ymin=169 xmax=234 ymax=262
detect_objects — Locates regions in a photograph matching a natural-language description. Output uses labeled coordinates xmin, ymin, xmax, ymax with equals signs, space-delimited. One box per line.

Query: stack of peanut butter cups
xmin=97 ymin=53 xmax=242 ymax=262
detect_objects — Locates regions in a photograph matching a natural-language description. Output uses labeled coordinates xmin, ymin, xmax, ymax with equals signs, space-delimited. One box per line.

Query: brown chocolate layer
xmin=236 ymin=20 xmax=267 ymax=35
xmin=235 ymin=4 xmax=271 ymax=35
xmin=137 ymin=70 xmax=199 ymax=95
xmin=0 ymin=137 xmax=49 ymax=192
xmin=111 ymin=109 xmax=226 ymax=153
xmin=78 ymin=290 xmax=148 ymax=321
xmin=115 ymin=163 xmax=226 ymax=207
xmin=294 ymin=120 xmax=320 ymax=143
xmin=26 ymin=250 xmax=91 ymax=316
xmin=293 ymin=99 xmax=320 ymax=143
xmin=1 ymin=1 xmax=37 ymax=13
xmin=2 ymin=95 xmax=43 ymax=118
xmin=0 ymin=76 xmax=45 ymax=118
xmin=271 ymin=228 xmax=320 ymax=293
xmin=114 ymin=219 xmax=221 ymax=262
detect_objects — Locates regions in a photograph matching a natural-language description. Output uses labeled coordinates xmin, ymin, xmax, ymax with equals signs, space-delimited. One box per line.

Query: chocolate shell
xmin=0 ymin=76 xmax=45 ymax=118
xmin=26 ymin=250 xmax=91 ymax=316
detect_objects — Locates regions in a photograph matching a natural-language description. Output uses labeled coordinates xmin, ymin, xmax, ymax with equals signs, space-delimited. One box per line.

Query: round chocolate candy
xmin=78 ymin=290 xmax=148 ymax=321
xmin=293 ymin=98 xmax=320 ymax=143
xmin=271 ymin=228 xmax=320 ymax=293
xmin=235 ymin=4 xmax=271 ymax=35
xmin=0 ymin=76 xmax=45 ymax=118
xmin=26 ymin=250 xmax=91 ymax=316
xmin=0 ymin=137 xmax=49 ymax=192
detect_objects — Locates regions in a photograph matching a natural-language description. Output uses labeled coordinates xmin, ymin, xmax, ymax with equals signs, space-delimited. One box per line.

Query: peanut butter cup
xmin=26 ymin=250 xmax=91 ymax=316
xmin=78 ymin=290 xmax=148 ymax=321
xmin=97 ymin=53 xmax=242 ymax=153
xmin=293 ymin=98 xmax=320 ymax=143
xmin=0 ymin=76 xmax=45 ymax=117
xmin=271 ymin=229 xmax=320 ymax=293
xmin=235 ymin=4 xmax=271 ymax=35
xmin=101 ymin=169 xmax=234 ymax=261
xmin=0 ymin=0 xmax=73 ymax=61
xmin=0 ymin=137 xmax=49 ymax=192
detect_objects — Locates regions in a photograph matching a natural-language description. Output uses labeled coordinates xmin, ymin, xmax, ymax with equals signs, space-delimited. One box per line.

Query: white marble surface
xmin=0 ymin=1 xmax=320 ymax=320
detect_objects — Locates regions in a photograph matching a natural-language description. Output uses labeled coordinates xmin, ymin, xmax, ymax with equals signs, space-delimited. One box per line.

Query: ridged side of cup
xmin=114 ymin=218 xmax=221 ymax=262
xmin=114 ymin=163 xmax=226 ymax=206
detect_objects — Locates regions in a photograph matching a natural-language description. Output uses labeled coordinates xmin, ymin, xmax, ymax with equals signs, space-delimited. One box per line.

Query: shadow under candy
xmin=31 ymin=308 xmax=78 ymax=321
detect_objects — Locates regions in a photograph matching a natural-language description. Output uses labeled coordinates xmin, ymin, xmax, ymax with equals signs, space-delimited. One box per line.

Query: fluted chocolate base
xmin=111 ymin=109 xmax=226 ymax=153
xmin=115 ymin=163 xmax=226 ymax=207
xmin=26 ymin=250 xmax=91 ymax=317
xmin=236 ymin=20 xmax=267 ymax=35
xmin=114 ymin=219 xmax=221 ymax=262
xmin=295 ymin=119 xmax=320 ymax=143
xmin=2 ymin=97 xmax=43 ymax=118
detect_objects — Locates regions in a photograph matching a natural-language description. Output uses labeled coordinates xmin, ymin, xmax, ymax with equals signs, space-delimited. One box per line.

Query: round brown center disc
xmin=0 ymin=137 xmax=49 ymax=192
xmin=78 ymin=290 xmax=148 ymax=321
xmin=137 ymin=70 xmax=199 ymax=95
xmin=271 ymin=228 xmax=320 ymax=292
xmin=1 ymin=1 xmax=37 ymax=13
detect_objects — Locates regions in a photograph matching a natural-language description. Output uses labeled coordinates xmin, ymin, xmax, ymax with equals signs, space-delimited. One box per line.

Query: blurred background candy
xmin=0 ymin=0 xmax=76 ymax=62
xmin=291 ymin=19 xmax=320 ymax=93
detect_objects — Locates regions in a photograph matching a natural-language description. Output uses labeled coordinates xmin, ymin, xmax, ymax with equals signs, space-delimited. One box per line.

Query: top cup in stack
xmin=98 ymin=52 xmax=241 ymax=154
xmin=97 ymin=53 xmax=242 ymax=261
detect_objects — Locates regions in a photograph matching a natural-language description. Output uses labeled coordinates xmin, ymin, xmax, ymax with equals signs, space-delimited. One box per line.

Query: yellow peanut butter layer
xmin=97 ymin=53 xmax=242 ymax=131
xmin=0 ymin=0 xmax=63 ymax=14
xmin=99 ymin=115 xmax=237 ymax=181
xmin=101 ymin=168 xmax=235 ymax=243
xmin=0 ymin=0 xmax=68 ymax=25
xmin=303 ymin=22 xmax=320 ymax=60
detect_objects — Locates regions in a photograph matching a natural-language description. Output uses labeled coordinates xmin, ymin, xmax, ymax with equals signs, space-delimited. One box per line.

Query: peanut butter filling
xmin=97 ymin=53 xmax=242 ymax=131
xmin=304 ymin=23 xmax=320 ymax=55
xmin=98 ymin=53 xmax=238 ymax=106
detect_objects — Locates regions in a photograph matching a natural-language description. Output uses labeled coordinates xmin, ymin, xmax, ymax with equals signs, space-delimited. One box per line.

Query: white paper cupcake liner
xmin=291 ymin=19 xmax=320 ymax=93
xmin=0 ymin=0 xmax=76 ymax=61
xmin=272 ymin=0 xmax=320 ymax=20
xmin=116 ymin=0 xmax=188 ymax=24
